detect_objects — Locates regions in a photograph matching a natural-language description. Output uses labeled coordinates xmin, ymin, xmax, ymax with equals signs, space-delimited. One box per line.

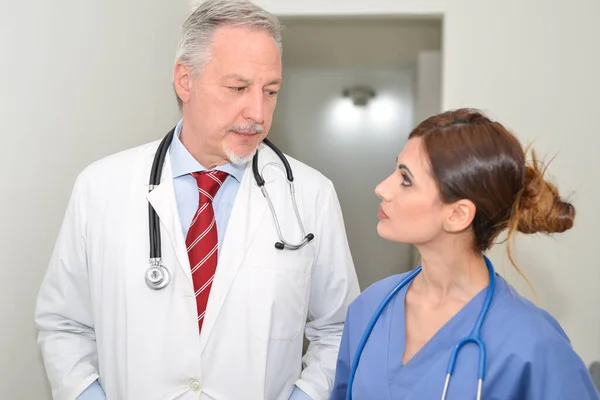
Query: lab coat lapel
xmin=145 ymin=151 xmax=192 ymax=286
xmin=199 ymin=146 xmax=271 ymax=352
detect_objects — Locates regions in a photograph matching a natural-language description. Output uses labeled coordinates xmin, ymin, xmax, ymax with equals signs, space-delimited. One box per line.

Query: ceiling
xmin=280 ymin=17 xmax=442 ymax=70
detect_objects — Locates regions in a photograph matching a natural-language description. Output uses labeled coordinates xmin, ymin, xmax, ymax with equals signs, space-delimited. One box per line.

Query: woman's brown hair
xmin=409 ymin=108 xmax=575 ymax=280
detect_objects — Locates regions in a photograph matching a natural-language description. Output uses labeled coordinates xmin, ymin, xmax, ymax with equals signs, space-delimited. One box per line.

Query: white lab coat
xmin=35 ymin=138 xmax=360 ymax=400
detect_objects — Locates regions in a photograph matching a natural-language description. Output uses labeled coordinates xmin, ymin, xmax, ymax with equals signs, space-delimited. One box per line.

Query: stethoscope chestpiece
xmin=145 ymin=258 xmax=170 ymax=290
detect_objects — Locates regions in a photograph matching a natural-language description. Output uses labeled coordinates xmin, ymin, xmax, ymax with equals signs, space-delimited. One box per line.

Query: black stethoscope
xmin=145 ymin=127 xmax=315 ymax=290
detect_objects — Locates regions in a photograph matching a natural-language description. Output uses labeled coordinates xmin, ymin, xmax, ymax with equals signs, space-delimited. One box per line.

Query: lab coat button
xmin=190 ymin=380 xmax=201 ymax=392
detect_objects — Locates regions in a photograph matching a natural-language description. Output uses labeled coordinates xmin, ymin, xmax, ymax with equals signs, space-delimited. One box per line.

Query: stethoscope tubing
xmin=346 ymin=257 xmax=496 ymax=400
xmin=145 ymin=130 xmax=314 ymax=290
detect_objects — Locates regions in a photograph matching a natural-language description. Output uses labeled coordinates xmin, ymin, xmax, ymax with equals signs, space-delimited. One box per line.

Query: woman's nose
xmin=375 ymin=174 xmax=393 ymax=200
xmin=374 ymin=180 xmax=385 ymax=199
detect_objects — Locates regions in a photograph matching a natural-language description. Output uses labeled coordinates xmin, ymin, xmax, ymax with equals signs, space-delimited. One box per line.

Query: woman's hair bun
xmin=515 ymin=155 xmax=575 ymax=234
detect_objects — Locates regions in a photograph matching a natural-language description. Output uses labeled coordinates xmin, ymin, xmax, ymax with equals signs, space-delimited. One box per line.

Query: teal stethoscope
xmin=346 ymin=256 xmax=496 ymax=400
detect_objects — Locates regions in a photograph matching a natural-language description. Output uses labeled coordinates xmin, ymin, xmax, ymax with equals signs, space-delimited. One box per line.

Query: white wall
xmin=195 ymin=0 xmax=600 ymax=366
xmin=415 ymin=51 xmax=442 ymax=123
xmin=0 ymin=0 xmax=188 ymax=398
xmin=191 ymin=0 xmax=445 ymax=16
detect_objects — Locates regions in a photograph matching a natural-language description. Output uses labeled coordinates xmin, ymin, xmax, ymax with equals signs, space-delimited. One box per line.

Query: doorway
xmin=270 ymin=16 xmax=443 ymax=290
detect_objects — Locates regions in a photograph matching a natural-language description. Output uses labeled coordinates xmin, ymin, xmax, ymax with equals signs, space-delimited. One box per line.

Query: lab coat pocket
xmin=249 ymin=266 xmax=309 ymax=341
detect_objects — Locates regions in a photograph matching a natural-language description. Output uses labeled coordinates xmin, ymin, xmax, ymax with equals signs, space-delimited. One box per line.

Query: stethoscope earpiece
xmin=275 ymin=233 xmax=314 ymax=250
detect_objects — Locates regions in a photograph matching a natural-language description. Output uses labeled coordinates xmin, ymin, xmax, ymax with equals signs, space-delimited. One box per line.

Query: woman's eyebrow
xmin=398 ymin=163 xmax=414 ymax=178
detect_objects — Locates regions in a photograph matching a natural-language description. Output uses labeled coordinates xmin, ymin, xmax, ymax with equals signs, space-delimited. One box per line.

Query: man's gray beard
xmin=224 ymin=144 xmax=259 ymax=166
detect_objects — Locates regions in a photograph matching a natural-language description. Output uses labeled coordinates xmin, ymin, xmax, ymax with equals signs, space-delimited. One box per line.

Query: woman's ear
xmin=443 ymin=199 xmax=476 ymax=233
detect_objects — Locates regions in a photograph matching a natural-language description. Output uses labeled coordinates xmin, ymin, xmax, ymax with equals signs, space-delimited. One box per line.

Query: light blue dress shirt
xmin=169 ymin=119 xmax=245 ymax=243
xmin=77 ymin=120 xmax=311 ymax=400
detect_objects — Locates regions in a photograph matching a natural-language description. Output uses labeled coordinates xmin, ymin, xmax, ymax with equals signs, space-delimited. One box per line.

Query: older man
xmin=35 ymin=0 xmax=359 ymax=399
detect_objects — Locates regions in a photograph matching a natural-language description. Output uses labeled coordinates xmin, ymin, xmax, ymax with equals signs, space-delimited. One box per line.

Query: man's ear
xmin=443 ymin=199 xmax=476 ymax=233
xmin=173 ymin=60 xmax=193 ymax=105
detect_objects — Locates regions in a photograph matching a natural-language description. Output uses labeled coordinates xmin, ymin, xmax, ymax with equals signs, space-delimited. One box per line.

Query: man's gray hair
xmin=174 ymin=0 xmax=283 ymax=108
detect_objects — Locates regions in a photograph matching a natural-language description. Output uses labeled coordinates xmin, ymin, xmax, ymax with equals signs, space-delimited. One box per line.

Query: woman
xmin=330 ymin=109 xmax=600 ymax=400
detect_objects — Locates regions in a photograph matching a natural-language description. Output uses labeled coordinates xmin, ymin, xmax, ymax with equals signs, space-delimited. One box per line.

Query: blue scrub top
xmin=331 ymin=271 xmax=600 ymax=400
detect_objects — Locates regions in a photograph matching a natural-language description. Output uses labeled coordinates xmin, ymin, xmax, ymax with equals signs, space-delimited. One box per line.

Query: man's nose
xmin=242 ymin=89 xmax=265 ymax=124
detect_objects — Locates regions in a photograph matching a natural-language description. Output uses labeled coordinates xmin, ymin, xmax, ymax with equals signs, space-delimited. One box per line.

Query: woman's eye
xmin=401 ymin=173 xmax=412 ymax=187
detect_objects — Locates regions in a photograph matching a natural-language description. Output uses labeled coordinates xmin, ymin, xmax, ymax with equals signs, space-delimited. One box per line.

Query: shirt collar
xmin=169 ymin=119 xmax=246 ymax=182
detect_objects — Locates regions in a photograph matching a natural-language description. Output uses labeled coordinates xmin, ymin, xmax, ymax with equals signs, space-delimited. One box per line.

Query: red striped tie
xmin=186 ymin=170 xmax=228 ymax=331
